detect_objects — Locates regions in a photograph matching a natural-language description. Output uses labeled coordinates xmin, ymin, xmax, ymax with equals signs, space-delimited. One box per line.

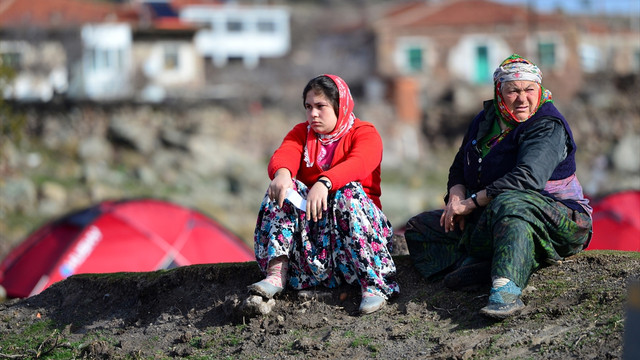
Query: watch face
xmin=319 ymin=179 xmax=331 ymax=189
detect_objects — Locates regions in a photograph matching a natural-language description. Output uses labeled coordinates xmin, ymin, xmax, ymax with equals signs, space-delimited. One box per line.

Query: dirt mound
xmin=1 ymin=251 xmax=639 ymax=359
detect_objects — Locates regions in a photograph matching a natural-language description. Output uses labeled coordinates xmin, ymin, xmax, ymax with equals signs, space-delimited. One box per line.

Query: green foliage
xmin=349 ymin=335 xmax=379 ymax=356
xmin=0 ymin=61 xmax=26 ymax=147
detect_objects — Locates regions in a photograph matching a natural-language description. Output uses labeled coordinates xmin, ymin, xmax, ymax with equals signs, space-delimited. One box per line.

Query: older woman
xmin=248 ymin=74 xmax=399 ymax=314
xmin=405 ymin=54 xmax=592 ymax=319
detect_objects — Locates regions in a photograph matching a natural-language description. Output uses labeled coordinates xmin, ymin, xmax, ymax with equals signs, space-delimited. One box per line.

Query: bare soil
xmin=1 ymin=242 xmax=639 ymax=359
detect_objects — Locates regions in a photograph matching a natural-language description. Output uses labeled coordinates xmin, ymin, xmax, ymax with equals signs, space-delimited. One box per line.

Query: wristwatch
xmin=317 ymin=178 xmax=332 ymax=190
xmin=470 ymin=193 xmax=480 ymax=208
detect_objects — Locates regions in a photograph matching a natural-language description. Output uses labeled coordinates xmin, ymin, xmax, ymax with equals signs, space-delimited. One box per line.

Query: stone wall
xmin=1 ymin=73 xmax=639 ymax=259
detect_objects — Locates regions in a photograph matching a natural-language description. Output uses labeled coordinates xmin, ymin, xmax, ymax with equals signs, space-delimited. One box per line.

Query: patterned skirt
xmin=405 ymin=189 xmax=592 ymax=288
xmin=253 ymin=180 xmax=399 ymax=299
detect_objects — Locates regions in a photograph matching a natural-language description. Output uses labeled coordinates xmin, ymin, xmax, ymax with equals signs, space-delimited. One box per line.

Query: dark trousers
xmin=405 ymin=190 xmax=592 ymax=288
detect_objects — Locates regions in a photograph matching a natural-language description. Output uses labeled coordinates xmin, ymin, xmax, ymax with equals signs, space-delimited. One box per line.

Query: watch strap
xmin=470 ymin=193 xmax=480 ymax=208
xmin=317 ymin=179 xmax=331 ymax=190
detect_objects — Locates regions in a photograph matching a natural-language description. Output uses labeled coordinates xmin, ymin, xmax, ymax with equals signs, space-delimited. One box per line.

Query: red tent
xmin=586 ymin=190 xmax=640 ymax=252
xmin=0 ymin=198 xmax=255 ymax=298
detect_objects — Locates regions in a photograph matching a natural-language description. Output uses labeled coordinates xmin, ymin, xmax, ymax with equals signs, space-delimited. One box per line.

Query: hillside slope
xmin=1 ymin=250 xmax=639 ymax=359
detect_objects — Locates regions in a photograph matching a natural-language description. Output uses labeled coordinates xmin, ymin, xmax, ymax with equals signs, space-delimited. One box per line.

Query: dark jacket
xmin=447 ymin=100 xmax=582 ymax=210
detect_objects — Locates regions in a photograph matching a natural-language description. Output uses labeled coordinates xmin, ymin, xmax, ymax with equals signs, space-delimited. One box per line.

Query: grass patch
xmin=0 ymin=319 xmax=75 ymax=359
xmin=349 ymin=335 xmax=379 ymax=356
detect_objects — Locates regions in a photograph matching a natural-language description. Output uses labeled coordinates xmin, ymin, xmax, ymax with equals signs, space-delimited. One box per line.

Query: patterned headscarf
xmin=303 ymin=74 xmax=356 ymax=167
xmin=493 ymin=54 xmax=553 ymax=125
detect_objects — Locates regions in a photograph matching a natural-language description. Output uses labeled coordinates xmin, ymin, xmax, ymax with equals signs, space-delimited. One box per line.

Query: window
xmin=538 ymin=42 xmax=556 ymax=67
xmin=0 ymin=52 xmax=21 ymax=69
xmin=163 ymin=44 xmax=179 ymax=70
xmin=407 ymin=47 xmax=423 ymax=72
xmin=580 ymin=44 xmax=601 ymax=73
xmin=257 ymin=20 xmax=275 ymax=33
xmin=117 ymin=49 xmax=124 ymax=70
xmin=101 ymin=49 xmax=111 ymax=69
xmin=396 ymin=38 xmax=429 ymax=74
xmin=86 ymin=48 xmax=123 ymax=72
xmin=474 ymin=46 xmax=490 ymax=84
xmin=227 ymin=19 xmax=243 ymax=32
xmin=87 ymin=48 xmax=97 ymax=71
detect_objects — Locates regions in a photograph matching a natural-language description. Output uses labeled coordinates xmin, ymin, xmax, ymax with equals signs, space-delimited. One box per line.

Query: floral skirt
xmin=253 ymin=180 xmax=399 ymax=299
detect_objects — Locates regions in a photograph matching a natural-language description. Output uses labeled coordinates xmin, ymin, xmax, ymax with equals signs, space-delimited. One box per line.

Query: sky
xmin=493 ymin=0 xmax=640 ymax=16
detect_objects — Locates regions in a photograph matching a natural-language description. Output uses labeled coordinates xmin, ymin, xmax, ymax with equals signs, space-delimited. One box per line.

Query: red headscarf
xmin=303 ymin=74 xmax=356 ymax=167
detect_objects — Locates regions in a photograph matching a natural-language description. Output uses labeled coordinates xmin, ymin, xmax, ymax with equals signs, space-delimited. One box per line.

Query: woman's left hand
xmin=306 ymin=181 xmax=329 ymax=222
xmin=441 ymin=189 xmax=488 ymax=232
xmin=441 ymin=198 xmax=474 ymax=233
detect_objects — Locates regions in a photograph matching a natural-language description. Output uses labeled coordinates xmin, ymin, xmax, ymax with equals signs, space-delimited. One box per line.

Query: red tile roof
xmin=383 ymin=0 xmax=564 ymax=28
xmin=169 ymin=0 xmax=223 ymax=11
xmin=0 ymin=0 xmax=119 ymax=28
xmin=384 ymin=1 xmax=429 ymax=18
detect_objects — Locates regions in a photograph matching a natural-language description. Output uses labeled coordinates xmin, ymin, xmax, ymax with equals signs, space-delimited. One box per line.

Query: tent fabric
xmin=586 ymin=190 xmax=640 ymax=252
xmin=0 ymin=198 xmax=255 ymax=298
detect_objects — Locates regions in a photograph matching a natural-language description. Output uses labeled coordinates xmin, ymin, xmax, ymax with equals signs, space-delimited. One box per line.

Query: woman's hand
xmin=268 ymin=169 xmax=293 ymax=208
xmin=441 ymin=198 xmax=470 ymax=233
xmin=306 ymin=178 xmax=330 ymax=222
xmin=440 ymin=186 xmax=489 ymax=233
xmin=440 ymin=184 xmax=470 ymax=233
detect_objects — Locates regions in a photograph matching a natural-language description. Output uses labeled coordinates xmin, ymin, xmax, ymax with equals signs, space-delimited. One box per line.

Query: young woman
xmin=248 ymin=74 xmax=399 ymax=314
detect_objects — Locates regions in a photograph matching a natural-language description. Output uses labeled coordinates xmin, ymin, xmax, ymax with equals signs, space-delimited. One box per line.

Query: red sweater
xmin=268 ymin=119 xmax=384 ymax=209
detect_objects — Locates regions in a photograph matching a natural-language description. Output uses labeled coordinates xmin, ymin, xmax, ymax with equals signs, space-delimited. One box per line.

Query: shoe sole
xmin=359 ymin=298 xmax=386 ymax=315
xmin=479 ymin=301 xmax=525 ymax=319
xmin=247 ymin=282 xmax=283 ymax=299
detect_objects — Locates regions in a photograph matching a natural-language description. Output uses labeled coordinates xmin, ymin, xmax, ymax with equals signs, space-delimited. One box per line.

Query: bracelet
xmin=317 ymin=179 xmax=332 ymax=190
xmin=470 ymin=193 xmax=480 ymax=208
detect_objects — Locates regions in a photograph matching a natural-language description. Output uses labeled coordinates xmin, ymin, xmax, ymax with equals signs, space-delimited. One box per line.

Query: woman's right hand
xmin=268 ymin=169 xmax=293 ymax=208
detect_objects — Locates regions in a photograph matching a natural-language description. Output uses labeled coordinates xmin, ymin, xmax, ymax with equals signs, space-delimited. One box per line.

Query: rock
xmin=241 ymin=295 xmax=276 ymax=316
xmin=0 ymin=140 xmax=20 ymax=170
xmin=25 ymin=152 xmax=42 ymax=168
xmin=461 ymin=349 xmax=474 ymax=360
xmin=109 ymin=110 xmax=159 ymax=155
xmin=298 ymin=290 xmax=332 ymax=301
xmin=38 ymin=181 xmax=68 ymax=215
xmin=135 ymin=165 xmax=158 ymax=186
xmin=82 ymin=162 xmax=110 ymax=184
xmin=186 ymin=135 xmax=225 ymax=175
xmin=612 ymin=134 xmax=640 ymax=173
xmin=0 ymin=177 xmax=37 ymax=214
xmin=78 ymin=136 xmax=114 ymax=163
xmin=160 ymin=127 xmax=190 ymax=151
xmin=89 ymin=183 xmax=123 ymax=202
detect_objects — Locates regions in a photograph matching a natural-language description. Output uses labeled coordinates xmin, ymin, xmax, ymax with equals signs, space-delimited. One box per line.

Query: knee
xmin=405 ymin=210 xmax=442 ymax=236
xmin=405 ymin=213 xmax=425 ymax=233
xmin=486 ymin=190 xmax=533 ymax=214
xmin=333 ymin=181 xmax=365 ymax=207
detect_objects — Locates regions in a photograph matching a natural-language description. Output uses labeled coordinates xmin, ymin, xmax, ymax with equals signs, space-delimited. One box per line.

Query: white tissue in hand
xmin=285 ymin=188 xmax=307 ymax=211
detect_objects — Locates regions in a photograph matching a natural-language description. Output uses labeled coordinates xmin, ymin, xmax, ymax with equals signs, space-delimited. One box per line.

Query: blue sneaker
xmin=480 ymin=281 xmax=525 ymax=319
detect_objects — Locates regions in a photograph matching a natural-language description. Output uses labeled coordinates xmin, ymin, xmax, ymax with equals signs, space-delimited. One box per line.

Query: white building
xmin=77 ymin=23 xmax=134 ymax=100
xmin=0 ymin=40 xmax=68 ymax=102
xmin=179 ymin=4 xmax=290 ymax=69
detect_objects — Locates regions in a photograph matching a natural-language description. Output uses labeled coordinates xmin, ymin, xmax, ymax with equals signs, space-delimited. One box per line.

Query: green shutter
xmin=475 ymin=46 xmax=490 ymax=84
xmin=407 ymin=47 xmax=423 ymax=72
xmin=538 ymin=42 xmax=556 ymax=67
